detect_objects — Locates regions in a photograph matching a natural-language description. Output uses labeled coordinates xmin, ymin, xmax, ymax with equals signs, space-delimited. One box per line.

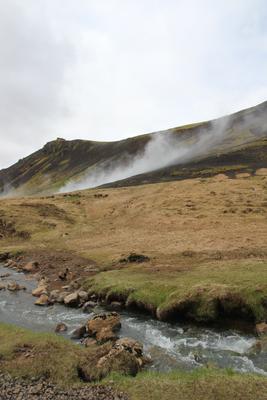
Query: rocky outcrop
xmin=87 ymin=312 xmax=121 ymax=343
xmin=78 ymin=336 xmax=146 ymax=382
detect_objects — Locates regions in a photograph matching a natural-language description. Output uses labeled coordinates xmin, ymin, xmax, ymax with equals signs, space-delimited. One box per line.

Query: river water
xmin=0 ymin=265 xmax=266 ymax=375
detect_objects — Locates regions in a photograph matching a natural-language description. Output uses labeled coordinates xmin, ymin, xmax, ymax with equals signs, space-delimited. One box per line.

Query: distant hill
xmin=1 ymin=101 xmax=267 ymax=195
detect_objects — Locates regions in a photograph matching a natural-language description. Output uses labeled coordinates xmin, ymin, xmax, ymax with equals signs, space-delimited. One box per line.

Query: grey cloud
xmin=0 ymin=0 xmax=266 ymax=169
xmin=0 ymin=0 xmax=74 ymax=167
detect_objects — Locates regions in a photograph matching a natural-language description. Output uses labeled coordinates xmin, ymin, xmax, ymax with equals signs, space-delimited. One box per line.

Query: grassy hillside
xmin=0 ymin=101 xmax=267 ymax=195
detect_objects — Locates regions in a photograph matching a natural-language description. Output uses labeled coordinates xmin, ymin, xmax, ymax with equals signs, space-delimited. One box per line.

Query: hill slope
xmin=1 ymin=101 xmax=267 ymax=195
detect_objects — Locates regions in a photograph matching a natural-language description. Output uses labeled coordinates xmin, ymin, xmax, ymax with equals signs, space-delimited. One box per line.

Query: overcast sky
xmin=0 ymin=0 xmax=266 ymax=169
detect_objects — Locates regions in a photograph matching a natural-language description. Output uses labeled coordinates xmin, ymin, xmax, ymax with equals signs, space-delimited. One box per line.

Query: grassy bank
xmin=110 ymin=369 xmax=267 ymax=400
xmin=0 ymin=324 xmax=266 ymax=399
xmin=0 ymin=323 xmax=84 ymax=385
xmin=84 ymin=258 xmax=267 ymax=324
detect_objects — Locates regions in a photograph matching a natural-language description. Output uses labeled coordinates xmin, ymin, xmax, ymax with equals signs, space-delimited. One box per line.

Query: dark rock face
xmin=0 ymin=373 xmax=128 ymax=400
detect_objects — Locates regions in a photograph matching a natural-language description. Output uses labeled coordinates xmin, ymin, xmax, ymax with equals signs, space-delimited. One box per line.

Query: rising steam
xmin=61 ymin=116 xmax=231 ymax=192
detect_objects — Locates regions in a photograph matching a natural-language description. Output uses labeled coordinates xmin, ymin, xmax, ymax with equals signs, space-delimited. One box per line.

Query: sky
xmin=0 ymin=0 xmax=267 ymax=169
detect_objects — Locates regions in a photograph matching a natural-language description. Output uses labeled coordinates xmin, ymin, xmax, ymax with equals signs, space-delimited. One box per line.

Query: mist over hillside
xmin=1 ymin=101 xmax=267 ymax=196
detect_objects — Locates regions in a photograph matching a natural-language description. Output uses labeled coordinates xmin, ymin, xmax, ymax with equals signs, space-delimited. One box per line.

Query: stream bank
xmin=0 ymin=264 xmax=266 ymax=376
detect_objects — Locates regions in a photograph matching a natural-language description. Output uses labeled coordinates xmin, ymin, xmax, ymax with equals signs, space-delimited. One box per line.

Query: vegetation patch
xmin=85 ymin=260 xmax=267 ymax=326
xmin=111 ymin=369 xmax=267 ymax=400
xmin=0 ymin=218 xmax=30 ymax=240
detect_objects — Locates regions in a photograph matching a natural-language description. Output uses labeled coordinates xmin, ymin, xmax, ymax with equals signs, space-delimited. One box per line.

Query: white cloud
xmin=0 ymin=0 xmax=266 ymax=168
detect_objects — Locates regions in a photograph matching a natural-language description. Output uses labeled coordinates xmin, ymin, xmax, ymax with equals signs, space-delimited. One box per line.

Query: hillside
xmin=0 ymin=101 xmax=267 ymax=195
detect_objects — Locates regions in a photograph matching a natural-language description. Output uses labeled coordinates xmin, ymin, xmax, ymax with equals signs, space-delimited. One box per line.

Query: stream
xmin=0 ymin=265 xmax=266 ymax=375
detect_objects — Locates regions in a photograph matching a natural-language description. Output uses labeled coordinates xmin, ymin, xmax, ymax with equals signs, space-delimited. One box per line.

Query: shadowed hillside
xmin=0 ymin=101 xmax=267 ymax=195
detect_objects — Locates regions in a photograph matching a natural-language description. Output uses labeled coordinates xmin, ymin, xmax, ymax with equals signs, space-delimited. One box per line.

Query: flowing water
xmin=0 ymin=265 xmax=266 ymax=375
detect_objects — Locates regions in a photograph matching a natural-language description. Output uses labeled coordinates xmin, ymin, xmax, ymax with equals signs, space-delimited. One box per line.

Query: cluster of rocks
xmin=0 ymin=279 xmax=26 ymax=292
xmin=57 ymin=312 xmax=150 ymax=380
xmin=0 ymin=374 xmax=128 ymax=400
xmin=4 ymin=259 xmax=39 ymax=273
xmin=31 ymin=275 xmax=96 ymax=308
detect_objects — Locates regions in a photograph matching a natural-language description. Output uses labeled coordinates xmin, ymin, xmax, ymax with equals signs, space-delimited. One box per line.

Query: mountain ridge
xmin=1 ymin=100 xmax=267 ymax=195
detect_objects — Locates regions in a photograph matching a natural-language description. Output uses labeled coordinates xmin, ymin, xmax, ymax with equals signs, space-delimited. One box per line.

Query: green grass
xmin=84 ymin=259 xmax=267 ymax=323
xmin=109 ymin=369 xmax=267 ymax=400
xmin=0 ymin=323 xmax=84 ymax=386
xmin=0 ymin=323 xmax=266 ymax=399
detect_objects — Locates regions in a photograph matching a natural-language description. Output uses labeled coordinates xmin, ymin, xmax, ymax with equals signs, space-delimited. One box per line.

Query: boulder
xmin=22 ymin=261 xmax=38 ymax=273
xmin=71 ymin=325 xmax=87 ymax=339
xmin=35 ymin=294 xmax=49 ymax=306
xmin=114 ymin=338 xmax=143 ymax=358
xmin=78 ymin=349 xmax=139 ymax=382
xmin=0 ymin=282 xmax=6 ymax=290
xmin=32 ymin=285 xmax=47 ymax=297
xmin=55 ymin=323 xmax=68 ymax=333
xmin=82 ymin=338 xmax=97 ymax=347
xmin=87 ymin=312 xmax=121 ymax=339
xmin=96 ymin=346 xmax=140 ymax=377
xmin=49 ymin=289 xmax=60 ymax=303
xmin=56 ymin=291 xmax=70 ymax=303
xmin=107 ymin=301 xmax=123 ymax=311
xmin=82 ymin=301 xmax=98 ymax=313
xmin=96 ymin=327 xmax=118 ymax=344
xmin=64 ymin=292 xmax=79 ymax=307
xmin=7 ymin=281 xmax=25 ymax=291
xmin=77 ymin=290 xmax=88 ymax=304
xmin=256 ymin=322 xmax=267 ymax=336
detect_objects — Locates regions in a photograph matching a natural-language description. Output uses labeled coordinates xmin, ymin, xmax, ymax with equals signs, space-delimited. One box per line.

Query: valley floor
xmin=0 ymin=173 xmax=267 ymax=397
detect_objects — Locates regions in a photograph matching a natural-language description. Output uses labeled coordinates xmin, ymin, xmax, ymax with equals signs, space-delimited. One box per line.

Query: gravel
xmin=0 ymin=374 xmax=128 ymax=400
